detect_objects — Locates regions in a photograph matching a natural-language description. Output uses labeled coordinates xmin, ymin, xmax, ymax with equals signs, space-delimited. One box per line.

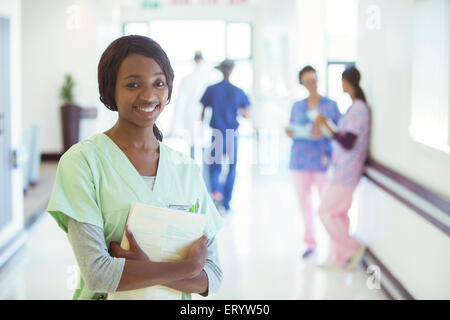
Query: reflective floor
xmin=0 ymin=135 xmax=388 ymax=300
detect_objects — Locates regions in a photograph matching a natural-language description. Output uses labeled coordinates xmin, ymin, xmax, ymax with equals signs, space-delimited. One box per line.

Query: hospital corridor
xmin=0 ymin=135 xmax=388 ymax=300
xmin=0 ymin=0 xmax=449 ymax=303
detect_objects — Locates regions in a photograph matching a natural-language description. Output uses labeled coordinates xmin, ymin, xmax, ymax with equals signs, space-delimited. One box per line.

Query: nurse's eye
xmin=154 ymin=80 xmax=166 ymax=88
xmin=126 ymin=82 xmax=140 ymax=89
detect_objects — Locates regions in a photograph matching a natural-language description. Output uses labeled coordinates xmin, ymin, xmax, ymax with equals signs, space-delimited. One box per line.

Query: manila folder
xmin=107 ymin=202 xmax=207 ymax=300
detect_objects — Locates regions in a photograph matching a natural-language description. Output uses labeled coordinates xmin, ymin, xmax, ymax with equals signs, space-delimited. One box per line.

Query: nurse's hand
xmin=310 ymin=123 xmax=323 ymax=138
xmin=285 ymin=129 xmax=294 ymax=138
xmin=186 ymin=234 xmax=209 ymax=276
xmin=314 ymin=114 xmax=327 ymax=127
xmin=314 ymin=113 xmax=335 ymax=136
xmin=109 ymin=225 xmax=150 ymax=262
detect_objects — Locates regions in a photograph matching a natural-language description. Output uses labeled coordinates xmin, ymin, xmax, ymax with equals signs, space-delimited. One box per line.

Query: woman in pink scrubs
xmin=314 ymin=66 xmax=370 ymax=270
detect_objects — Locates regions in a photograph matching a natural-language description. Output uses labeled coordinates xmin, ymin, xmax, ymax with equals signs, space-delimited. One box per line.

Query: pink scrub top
xmin=328 ymin=99 xmax=370 ymax=187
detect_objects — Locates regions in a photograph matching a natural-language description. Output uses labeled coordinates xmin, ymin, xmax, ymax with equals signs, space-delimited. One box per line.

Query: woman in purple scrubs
xmin=286 ymin=66 xmax=341 ymax=259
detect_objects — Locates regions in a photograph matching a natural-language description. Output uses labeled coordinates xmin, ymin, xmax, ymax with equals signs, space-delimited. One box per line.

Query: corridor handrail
xmin=364 ymin=158 xmax=450 ymax=236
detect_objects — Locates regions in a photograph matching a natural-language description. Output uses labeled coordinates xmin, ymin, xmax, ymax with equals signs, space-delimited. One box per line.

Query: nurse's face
xmin=114 ymin=53 xmax=169 ymax=128
xmin=300 ymin=71 xmax=318 ymax=95
xmin=342 ymin=78 xmax=352 ymax=95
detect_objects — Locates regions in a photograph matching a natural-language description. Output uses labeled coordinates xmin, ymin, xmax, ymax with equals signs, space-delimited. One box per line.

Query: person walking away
xmin=200 ymin=59 xmax=250 ymax=213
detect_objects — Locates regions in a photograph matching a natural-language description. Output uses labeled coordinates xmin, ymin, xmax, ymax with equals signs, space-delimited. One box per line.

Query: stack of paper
xmin=107 ymin=202 xmax=206 ymax=300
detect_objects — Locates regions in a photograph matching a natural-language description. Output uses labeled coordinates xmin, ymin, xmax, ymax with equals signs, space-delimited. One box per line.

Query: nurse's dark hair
xmin=342 ymin=66 xmax=367 ymax=104
xmin=298 ymin=65 xmax=316 ymax=84
xmin=98 ymin=35 xmax=174 ymax=142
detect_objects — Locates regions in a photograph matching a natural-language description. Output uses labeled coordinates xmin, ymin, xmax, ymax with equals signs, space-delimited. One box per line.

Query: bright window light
xmin=226 ymin=23 xmax=252 ymax=60
xmin=327 ymin=63 xmax=353 ymax=114
xmin=123 ymin=22 xmax=149 ymax=36
xmin=149 ymin=20 xmax=226 ymax=63
xmin=410 ymin=0 xmax=450 ymax=153
xmin=325 ymin=0 xmax=358 ymax=61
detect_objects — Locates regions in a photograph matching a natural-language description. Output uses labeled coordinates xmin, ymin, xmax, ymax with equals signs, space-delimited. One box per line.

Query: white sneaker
xmin=345 ymin=246 xmax=366 ymax=271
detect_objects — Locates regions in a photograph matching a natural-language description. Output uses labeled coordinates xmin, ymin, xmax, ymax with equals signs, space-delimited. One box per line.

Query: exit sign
xmin=140 ymin=0 xmax=161 ymax=9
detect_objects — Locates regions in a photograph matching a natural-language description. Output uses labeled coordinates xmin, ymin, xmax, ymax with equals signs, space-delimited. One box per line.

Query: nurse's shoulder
xmin=291 ymin=98 xmax=308 ymax=113
xmin=58 ymin=134 xmax=100 ymax=170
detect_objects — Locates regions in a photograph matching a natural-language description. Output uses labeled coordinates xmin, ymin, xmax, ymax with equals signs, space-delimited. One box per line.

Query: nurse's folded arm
xmin=110 ymin=227 xmax=209 ymax=292
xmin=162 ymin=270 xmax=209 ymax=295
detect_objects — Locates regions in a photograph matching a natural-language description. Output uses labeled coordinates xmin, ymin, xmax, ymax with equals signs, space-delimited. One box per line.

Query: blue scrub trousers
xmin=208 ymin=130 xmax=238 ymax=210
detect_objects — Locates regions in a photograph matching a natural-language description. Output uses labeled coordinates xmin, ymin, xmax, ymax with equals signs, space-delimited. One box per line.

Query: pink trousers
xmin=292 ymin=170 xmax=327 ymax=250
xmin=318 ymin=183 xmax=362 ymax=265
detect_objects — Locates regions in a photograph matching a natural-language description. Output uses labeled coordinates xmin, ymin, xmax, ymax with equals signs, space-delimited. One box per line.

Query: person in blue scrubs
xmin=200 ymin=59 xmax=250 ymax=212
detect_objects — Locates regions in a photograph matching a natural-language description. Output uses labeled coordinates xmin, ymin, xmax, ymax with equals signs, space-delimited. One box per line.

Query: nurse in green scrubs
xmin=46 ymin=35 xmax=223 ymax=300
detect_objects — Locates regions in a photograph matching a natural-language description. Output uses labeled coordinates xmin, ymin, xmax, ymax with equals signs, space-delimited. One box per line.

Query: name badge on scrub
xmin=168 ymin=199 xmax=199 ymax=213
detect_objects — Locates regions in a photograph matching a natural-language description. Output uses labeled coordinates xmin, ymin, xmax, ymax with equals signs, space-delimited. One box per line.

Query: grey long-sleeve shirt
xmin=66 ymin=219 xmax=222 ymax=296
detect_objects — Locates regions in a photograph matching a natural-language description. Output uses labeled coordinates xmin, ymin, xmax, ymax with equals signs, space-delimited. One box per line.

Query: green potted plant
xmin=60 ymin=74 xmax=75 ymax=104
xmin=60 ymin=74 xmax=82 ymax=152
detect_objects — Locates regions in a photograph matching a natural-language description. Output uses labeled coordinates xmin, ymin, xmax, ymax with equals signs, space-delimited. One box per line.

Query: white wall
xmin=0 ymin=0 xmax=24 ymax=263
xmin=22 ymin=0 xmax=122 ymax=153
xmin=410 ymin=0 xmax=450 ymax=153
xmin=355 ymin=0 xmax=450 ymax=299
xmin=354 ymin=178 xmax=450 ymax=299
xmin=357 ymin=0 xmax=450 ymax=200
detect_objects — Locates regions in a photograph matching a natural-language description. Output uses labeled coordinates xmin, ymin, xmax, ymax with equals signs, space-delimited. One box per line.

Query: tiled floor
xmin=0 ymin=136 xmax=388 ymax=300
xmin=23 ymin=162 xmax=58 ymax=227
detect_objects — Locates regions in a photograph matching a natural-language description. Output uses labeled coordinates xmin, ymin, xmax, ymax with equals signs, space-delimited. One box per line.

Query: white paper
xmin=306 ymin=108 xmax=319 ymax=121
xmin=108 ymin=202 xmax=207 ymax=300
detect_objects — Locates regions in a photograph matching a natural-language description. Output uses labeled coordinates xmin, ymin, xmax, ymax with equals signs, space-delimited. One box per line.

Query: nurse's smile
xmin=133 ymin=101 xmax=161 ymax=118
xmin=115 ymin=53 xmax=169 ymax=126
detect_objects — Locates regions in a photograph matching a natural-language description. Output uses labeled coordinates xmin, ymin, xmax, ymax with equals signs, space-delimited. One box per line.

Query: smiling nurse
xmin=46 ymin=35 xmax=223 ymax=300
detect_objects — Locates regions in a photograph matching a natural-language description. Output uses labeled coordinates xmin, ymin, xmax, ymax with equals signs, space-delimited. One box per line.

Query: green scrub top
xmin=46 ymin=133 xmax=223 ymax=300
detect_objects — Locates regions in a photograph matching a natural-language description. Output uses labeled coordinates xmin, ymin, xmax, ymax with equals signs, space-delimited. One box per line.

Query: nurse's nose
xmin=138 ymin=85 xmax=158 ymax=102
